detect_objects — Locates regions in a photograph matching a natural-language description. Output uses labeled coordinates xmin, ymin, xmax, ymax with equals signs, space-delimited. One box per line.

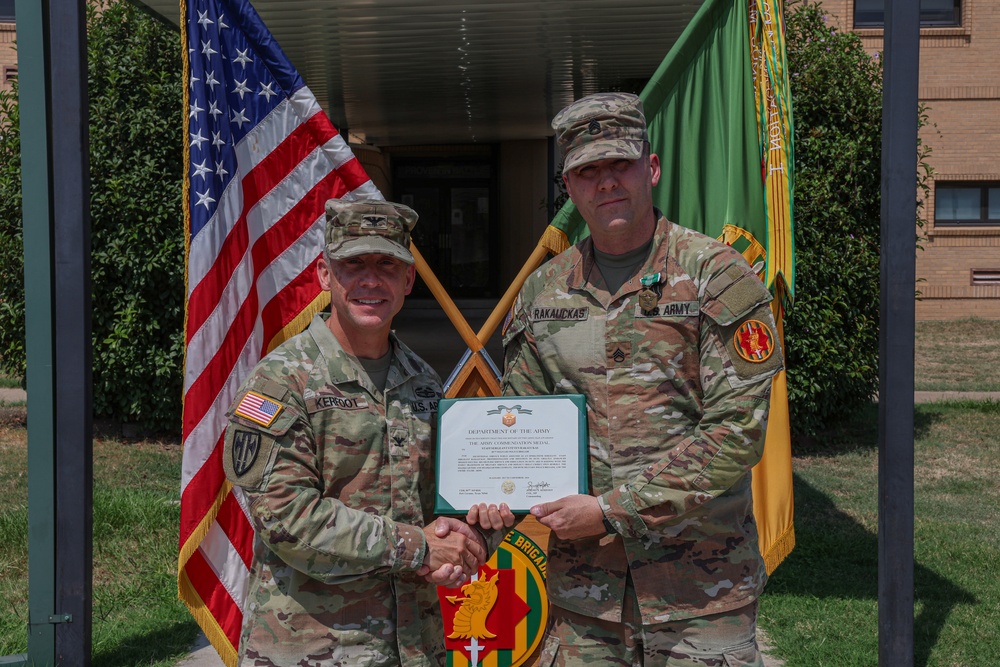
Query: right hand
xmin=420 ymin=517 xmax=487 ymax=581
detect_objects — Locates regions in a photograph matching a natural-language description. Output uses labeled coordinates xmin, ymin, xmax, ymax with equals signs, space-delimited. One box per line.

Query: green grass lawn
xmin=915 ymin=319 xmax=1000 ymax=392
xmin=0 ymin=374 xmax=22 ymax=389
xmin=0 ymin=428 xmax=200 ymax=665
xmin=760 ymin=399 xmax=1000 ymax=666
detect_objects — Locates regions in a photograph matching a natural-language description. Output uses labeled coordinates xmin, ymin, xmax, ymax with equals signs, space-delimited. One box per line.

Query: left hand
xmin=530 ymin=494 xmax=606 ymax=540
xmin=466 ymin=502 xmax=516 ymax=531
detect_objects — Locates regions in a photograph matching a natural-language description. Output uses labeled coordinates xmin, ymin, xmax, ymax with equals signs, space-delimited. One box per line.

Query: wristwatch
xmin=602 ymin=514 xmax=615 ymax=535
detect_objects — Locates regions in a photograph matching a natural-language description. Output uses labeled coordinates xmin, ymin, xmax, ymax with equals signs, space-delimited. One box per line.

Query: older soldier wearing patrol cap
xmin=223 ymin=199 xmax=511 ymax=667
xmin=502 ymin=93 xmax=783 ymax=665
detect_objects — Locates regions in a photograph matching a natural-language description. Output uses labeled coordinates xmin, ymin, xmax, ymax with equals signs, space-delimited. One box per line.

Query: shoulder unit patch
xmin=733 ymin=319 xmax=775 ymax=363
xmin=231 ymin=429 xmax=262 ymax=477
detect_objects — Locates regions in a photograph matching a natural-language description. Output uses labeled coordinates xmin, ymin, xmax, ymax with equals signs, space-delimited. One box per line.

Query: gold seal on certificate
xmin=435 ymin=395 xmax=588 ymax=513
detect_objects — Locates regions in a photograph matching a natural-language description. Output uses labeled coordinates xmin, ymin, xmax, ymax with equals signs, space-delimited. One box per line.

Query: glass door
xmin=395 ymin=157 xmax=498 ymax=298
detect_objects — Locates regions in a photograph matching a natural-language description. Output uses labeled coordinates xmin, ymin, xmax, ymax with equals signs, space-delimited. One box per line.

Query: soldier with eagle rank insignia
xmin=223 ymin=198 xmax=513 ymax=667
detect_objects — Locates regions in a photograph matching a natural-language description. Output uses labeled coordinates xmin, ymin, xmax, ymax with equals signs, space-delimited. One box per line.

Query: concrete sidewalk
xmin=175 ymin=633 xmax=222 ymax=667
xmin=0 ymin=386 xmax=25 ymax=403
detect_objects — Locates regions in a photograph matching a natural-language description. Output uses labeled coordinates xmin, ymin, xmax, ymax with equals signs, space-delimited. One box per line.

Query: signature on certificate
xmin=525 ymin=481 xmax=553 ymax=494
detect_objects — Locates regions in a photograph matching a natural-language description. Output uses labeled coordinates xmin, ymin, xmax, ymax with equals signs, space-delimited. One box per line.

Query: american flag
xmin=179 ymin=0 xmax=380 ymax=662
xmin=233 ymin=391 xmax=282 ymax=427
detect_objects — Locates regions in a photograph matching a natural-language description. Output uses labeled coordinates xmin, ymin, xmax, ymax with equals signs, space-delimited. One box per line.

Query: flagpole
xmin=476 ymin=243 xmax=550 ymax=343
xmin=409 ymin=243 xmax=484 ymax=352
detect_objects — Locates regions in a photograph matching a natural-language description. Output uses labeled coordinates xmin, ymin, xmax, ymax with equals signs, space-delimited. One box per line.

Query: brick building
xmin=822 ymin=0 xmax=1000 ymax=319
xmin=0 ymin=0 xmax=15 ymax=91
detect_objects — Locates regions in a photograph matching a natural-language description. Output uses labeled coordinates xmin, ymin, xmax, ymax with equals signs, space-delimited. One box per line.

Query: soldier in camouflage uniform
xmin=223 ymin=199 xmax=505 ymax=666
xmin=502 ymin=93 xmax=784 ymax=666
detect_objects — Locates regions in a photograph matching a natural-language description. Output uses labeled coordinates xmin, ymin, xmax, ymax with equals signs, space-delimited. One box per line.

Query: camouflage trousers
xmin=536 ymin=585 xmax=762 ymax=666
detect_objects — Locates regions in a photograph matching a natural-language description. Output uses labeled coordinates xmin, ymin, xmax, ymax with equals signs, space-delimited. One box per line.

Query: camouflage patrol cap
xmin=552 ymin=92 xmax=648 ymax=173
xmin=324 ymin=199 xmax=418 ymax=265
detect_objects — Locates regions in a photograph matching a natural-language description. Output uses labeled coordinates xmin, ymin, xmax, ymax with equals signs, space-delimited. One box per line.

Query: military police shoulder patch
xmin=733 ymin=319 xmax=774 ymax=363
xmin=718 ymin=304 xmax=784 ymax=382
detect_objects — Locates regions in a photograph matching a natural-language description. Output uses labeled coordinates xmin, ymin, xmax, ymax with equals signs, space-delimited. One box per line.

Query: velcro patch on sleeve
xmin=234 ymin=390 xmax=283 ymax=427
xmin=223 ymin=427 xmax=278 ymax=490
xmin=719 ymin=305 xmax=784 ymax=381
xmin=704 ymin=271 xmax=773 ymax=325
xmin=718 ymin=275 xmax=772 ymax=319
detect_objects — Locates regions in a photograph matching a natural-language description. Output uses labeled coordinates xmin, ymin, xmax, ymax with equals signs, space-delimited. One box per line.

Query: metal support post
xmin=49 ymin=0 xmax=93 ymax=664
xmin=14 ymin=0 xmax=92 ymax=665
xmin=878 ymin=0 xmax=920 ymax=665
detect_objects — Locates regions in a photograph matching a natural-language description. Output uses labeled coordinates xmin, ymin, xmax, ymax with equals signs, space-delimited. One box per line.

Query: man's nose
xmin=596 ymin=167 xmax=618 ymax=189
xmin=358 ymin=266 xmax=382 ymax=286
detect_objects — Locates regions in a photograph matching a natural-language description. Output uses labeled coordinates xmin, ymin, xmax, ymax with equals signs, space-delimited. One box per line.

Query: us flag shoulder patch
xmin=235 ymin=391 xmax=283 ymax=427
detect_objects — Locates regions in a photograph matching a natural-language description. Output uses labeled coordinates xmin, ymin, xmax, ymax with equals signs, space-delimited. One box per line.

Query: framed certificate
xmin=434 ymin=394 xmax=588 ymax=514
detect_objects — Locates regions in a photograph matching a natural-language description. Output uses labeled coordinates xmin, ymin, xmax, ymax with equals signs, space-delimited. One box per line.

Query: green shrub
xmin=783 ymin=1 xmax=884 ymax=437
xmin=0 ymin=0 xmax=183 ymax=431
xmin=0 ymin=85 xmax=24 ymax=380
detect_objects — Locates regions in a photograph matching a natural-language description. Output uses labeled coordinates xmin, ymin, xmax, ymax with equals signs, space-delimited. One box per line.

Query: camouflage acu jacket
xmin=502 ymin=215 xmax=783 ymax=625
xmin=223 ymin=314 xmax=445 ymax=666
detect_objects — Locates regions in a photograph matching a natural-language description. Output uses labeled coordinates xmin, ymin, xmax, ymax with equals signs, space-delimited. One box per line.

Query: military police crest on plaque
xmin=438 ymin=530 xmax=548 ymax=667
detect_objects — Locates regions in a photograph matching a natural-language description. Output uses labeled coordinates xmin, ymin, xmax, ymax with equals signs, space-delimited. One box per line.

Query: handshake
xmin=417 ymin=502 xmax=515 ymax=587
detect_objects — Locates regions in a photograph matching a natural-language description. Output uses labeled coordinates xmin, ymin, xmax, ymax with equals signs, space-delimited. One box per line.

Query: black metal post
xmin=50 ymin=0 xmax=92 ymax=664
xmin=878 ymin=0 xmax=919 ymax=665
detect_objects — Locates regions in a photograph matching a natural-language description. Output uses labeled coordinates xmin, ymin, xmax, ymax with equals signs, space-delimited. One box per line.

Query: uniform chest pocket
xmin=632 ymin=301 xmax=701 ymax=373
xmin=534 ymin=311 xmax=603 ymax=380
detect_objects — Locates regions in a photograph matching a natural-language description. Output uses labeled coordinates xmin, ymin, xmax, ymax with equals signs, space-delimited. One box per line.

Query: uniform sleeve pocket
xmin=223 ymin=398 xmax=297 ymax=490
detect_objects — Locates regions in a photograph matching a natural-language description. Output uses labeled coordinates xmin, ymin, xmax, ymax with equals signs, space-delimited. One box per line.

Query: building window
xmin=855 ymin=0 xmax=961 ymax=28
xmin=935 ymin=182 xmax=1000 ymax=226
xmin=0 ymin=0 xmax=13 ymax=22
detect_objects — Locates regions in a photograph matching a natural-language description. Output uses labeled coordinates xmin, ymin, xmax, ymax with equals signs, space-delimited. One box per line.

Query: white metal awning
xmin=137 ymin=0 xmax=705 ymax=145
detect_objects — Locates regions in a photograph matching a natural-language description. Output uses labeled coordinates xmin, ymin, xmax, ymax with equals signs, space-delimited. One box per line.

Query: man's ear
xmin=648 ymin=153 xmax=661 ymax=188
xmin=404 ymin=264 xmax=416 ymax=296
xmin=562 ymin=173 xmax=575 ymax=202
xmin=317 ymin=256 xmax=332 ymax=291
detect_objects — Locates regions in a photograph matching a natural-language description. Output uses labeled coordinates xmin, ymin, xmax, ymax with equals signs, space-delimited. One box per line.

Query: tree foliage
xmin=783 ymin=1 xmax=884 ymax=437
xmin=0 ymin=0 xmax=183 ymax=431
